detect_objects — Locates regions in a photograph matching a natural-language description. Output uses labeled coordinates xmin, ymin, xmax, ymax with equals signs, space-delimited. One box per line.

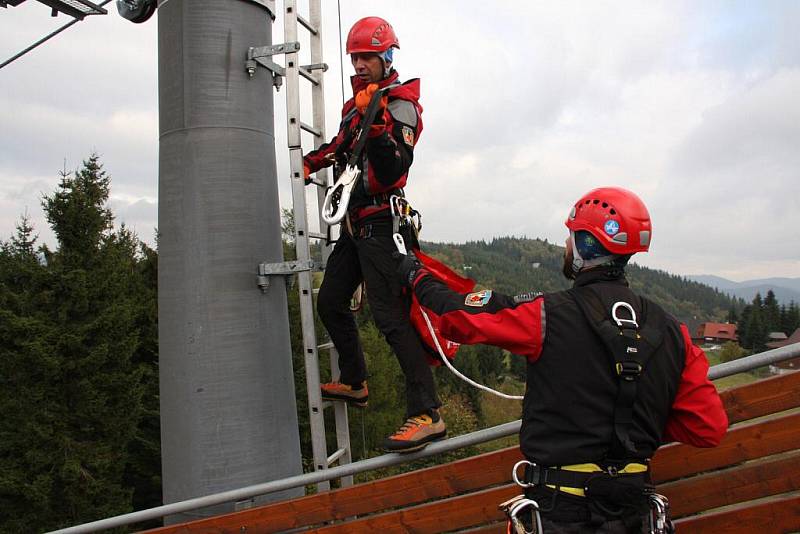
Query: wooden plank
xmin=660 ymin=452 xmax=800 ymax=518
xmin=718 ymin=370 xmax=800 ymax=425
xmin=307 ymin=485 xmax=519 ymax=534
xmin=143 ymin=447 xmax=524 ymax=534
xmin=673 ymin=494 xmax=800 ymax=532
xmin=652 ymin=411 xmax=800 ymax=484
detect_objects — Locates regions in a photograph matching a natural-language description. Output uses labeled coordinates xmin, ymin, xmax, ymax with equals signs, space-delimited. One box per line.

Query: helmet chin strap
xmin=570 ymin=231 xmax=616 ymax=275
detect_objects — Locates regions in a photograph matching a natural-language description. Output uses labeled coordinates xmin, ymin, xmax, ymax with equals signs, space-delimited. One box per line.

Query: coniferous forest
xmin=2 ymin=156 xmax=797 ymax=531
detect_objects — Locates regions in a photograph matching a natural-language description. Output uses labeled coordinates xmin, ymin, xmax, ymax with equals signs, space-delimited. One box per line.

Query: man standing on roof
xmin=303 ymin=16 xmax=445 ymax=453
xmin=397 ymin=187 xmax=728 ymax=531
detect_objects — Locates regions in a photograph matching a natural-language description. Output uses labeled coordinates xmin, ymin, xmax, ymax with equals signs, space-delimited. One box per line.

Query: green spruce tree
xmin=1 ymin=155 xmax=158 ymax=531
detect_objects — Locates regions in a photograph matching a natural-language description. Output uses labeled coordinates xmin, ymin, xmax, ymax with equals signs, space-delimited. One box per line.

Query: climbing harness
xmin=570 ymin=287 xmax=664 ymax=459
xmin=322 ymin=84 xmax=398 ymax=225
xmin=509 ymin=459 xmax=673 ymax=533
xmin=393 ymin=233 xmax=523 ymax=401
xmin=499 ymin=494 xmax=543 ymax=534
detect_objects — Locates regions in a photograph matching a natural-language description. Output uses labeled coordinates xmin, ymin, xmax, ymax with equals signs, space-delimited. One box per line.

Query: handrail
xmin=707 ymin=341 xmax=798 ymax=380
xmin=49 ymin=342 xmax=800 ymax=534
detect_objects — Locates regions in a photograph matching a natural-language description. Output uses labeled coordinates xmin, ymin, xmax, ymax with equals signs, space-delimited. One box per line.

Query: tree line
xmin=733 ymin=291 xmax=800 ymax=351
xmin=1 ymin=156 xmax=159 ymax=531
xmin=2 ymin=155 xmax=762 ymax=531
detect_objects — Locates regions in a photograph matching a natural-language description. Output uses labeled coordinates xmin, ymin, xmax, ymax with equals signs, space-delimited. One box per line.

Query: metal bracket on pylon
xmin=245 ymin=41 xmax=301 ymax=90
xmin=257 ymin=259 xmax=314 ymax=292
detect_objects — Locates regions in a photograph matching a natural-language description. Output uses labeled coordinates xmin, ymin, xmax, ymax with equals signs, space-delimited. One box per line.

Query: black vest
xmin=520 ymin=269 xmax=685 ymax=466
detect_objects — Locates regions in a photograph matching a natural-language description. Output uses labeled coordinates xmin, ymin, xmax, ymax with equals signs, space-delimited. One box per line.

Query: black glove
xmin=395 ymin=252 xmax=422 ymax=288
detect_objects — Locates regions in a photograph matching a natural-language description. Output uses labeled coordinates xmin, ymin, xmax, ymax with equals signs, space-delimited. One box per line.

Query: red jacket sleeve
xmin=413 ymin=272 xmax=545 ymax=360
xmin=662 ymin=324 xmax=728 ymax=446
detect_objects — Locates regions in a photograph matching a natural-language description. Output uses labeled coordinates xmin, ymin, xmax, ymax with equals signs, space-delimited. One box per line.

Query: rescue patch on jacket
xmin=401 ymin=126 xmax=415 ymax=146
xmin=465 ymin=289 xmax=492 ymax=307
xmin=513 ymin=291 xmax=542 ymax=304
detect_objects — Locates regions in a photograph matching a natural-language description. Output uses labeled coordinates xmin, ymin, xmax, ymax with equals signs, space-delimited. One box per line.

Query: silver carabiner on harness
xmin=648 ymin=493 xmax=671 ymax=534
xmin=500 ymin=494 xmax=543 ymax=534
xmin=512 ymin=460 xmax=536 ymax=488
xmin=611 ymin=301 xmax=639 ymax=329
xmin=321 ymin=164 xmax=360 ymax=225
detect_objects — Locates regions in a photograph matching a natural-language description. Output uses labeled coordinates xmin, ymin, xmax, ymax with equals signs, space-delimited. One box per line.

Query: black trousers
xmin=317 ymin=217 xmax=440 ymax=417
xmin=525 ymin=487 xmax=649 ymax=534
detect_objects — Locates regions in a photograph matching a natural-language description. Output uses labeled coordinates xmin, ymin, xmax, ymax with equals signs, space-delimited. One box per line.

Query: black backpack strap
xmin=571 ymin=287 xmax=663 ymax=460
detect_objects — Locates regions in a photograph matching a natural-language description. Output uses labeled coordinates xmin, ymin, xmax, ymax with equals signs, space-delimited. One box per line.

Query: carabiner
xmin=648 ymin=493 xmax=672 ymax=534
xmin=509 ymin=497 xmax=543 ymax=534
xmin=321 ymin=164 xmax=360 ymax=225
xmin=512 ymin=460 xmax=536 ymax=488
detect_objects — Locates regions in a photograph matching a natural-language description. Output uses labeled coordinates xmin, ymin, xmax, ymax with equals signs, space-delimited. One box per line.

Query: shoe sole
xmin=382 ymin=429 xmax=447 ymax=454
xmin=321 ymin=392 xmax=368 ymax=408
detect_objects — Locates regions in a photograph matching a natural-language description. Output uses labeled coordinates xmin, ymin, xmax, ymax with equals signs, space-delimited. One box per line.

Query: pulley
xmin=117 ymin=0 xmax=156 ymax=23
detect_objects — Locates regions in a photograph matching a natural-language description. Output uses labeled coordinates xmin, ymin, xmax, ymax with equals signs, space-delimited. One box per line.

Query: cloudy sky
xmin=2 ymin=1 xmax=798 ymax=281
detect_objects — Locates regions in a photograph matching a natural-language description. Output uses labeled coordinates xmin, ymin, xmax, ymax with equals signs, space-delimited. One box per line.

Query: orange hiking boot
xmin=382 ymin=411 xmax=446 ymax=453
xmin=320 ymin=381 xmax=368 ymax=408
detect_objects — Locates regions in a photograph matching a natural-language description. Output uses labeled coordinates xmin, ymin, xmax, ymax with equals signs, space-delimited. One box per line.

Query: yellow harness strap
xmin=546 ymin=462 xmax=648 ymax=497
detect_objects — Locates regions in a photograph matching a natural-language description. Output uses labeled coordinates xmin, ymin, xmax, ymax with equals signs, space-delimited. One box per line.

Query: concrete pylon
xmin=157 ymin=0 xmax=302 ymax=521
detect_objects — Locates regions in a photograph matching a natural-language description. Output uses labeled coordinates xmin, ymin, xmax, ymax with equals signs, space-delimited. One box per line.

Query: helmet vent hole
xmin=592 ymin=199 xmax=599 ymax=204
xmin=585 ymin=200 xmax=590 ymax=204
xmin=602 ymin=202 xmax=608 ymax=208
xmin=610 ymin=209 xmax=616 ymax=215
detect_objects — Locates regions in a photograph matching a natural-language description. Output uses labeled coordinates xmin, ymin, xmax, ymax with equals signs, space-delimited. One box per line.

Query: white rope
xmin=419 ymin=306 xmax=523 ymax=401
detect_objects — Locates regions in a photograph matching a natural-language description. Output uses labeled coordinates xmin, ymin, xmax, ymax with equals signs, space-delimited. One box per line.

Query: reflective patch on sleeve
xmin=388 ymin=99 xmax=418 ymax=127
xmin=465 ymin=289 xmax=492 ymax=307
xmin=513 ymin=291 xmax=542 ymax=304
xmin=401 ymin=126 xmax=415 ymax=146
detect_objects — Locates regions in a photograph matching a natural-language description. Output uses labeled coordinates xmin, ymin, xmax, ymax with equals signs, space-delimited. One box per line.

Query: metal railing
xmin=50 ymin=342 xmax=800 ymax=533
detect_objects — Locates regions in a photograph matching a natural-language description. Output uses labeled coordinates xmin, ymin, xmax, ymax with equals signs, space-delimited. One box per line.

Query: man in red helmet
xmin=397 ymin=187 xmax=727 ymax=531
xmin=303 ymin=16 xmax=445 ymax=453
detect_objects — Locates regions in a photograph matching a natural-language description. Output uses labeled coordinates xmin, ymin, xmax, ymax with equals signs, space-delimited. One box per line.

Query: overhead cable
xmin=0 ymin=0 xmax=112 ymax=71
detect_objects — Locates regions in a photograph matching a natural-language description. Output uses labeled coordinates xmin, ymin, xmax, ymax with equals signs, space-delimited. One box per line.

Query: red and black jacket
xmin=412 ymin=267 xmax=728 ymax=466
xmin=303 ymin=70 xmax=423 ymax=221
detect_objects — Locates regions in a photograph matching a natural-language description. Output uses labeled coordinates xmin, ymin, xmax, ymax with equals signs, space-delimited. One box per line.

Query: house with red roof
xmin=694 ymin=322 xmax=738 ymax=344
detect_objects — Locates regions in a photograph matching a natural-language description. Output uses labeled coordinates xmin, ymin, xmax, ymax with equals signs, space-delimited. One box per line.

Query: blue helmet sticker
xmin=604 ymin=220 xmax=620 ymax=236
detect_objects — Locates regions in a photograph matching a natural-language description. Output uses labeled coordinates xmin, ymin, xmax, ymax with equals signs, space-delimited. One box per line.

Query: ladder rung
xmin=308 ymin=231 xmax=326 ymax=240
xmin=297 ymin=14 xmax=318 ymax=35
xmin=300 ymin=121 xmax=322 ymax=137
xmin=327 ymin=447 xmax=347 ymax=466
xmin=299 ymin=67 xmax=322 ymax=86
xmin=318 ymin=341 xmax=334 ymax=351
xmin=312 ymin=287 xmax=320 ymax=295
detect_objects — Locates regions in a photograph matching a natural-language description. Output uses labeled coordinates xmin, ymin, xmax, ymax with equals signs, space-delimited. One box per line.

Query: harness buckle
xmin=616 ymin=361 xmax=643 ymax=380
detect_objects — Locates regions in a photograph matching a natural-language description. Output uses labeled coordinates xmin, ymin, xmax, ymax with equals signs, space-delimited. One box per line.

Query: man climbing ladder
xmin=303 ymin=16 xmax=445 ymax=453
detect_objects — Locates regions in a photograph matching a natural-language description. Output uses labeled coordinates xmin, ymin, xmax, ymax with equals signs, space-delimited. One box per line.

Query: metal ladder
xmin=252 ymin=0 xmax=354 ymax=490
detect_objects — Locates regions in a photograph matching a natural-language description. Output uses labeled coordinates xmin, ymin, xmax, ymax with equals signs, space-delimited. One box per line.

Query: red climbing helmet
xmin=346 ymin=16 xmax=400 ymax=54
xmin=565 ymin=186 xmax=652 ymax=255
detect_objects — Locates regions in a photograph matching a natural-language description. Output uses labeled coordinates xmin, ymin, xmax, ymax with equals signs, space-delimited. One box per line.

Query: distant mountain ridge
xmin=687 ymin=275 xmax=800 ymax=305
